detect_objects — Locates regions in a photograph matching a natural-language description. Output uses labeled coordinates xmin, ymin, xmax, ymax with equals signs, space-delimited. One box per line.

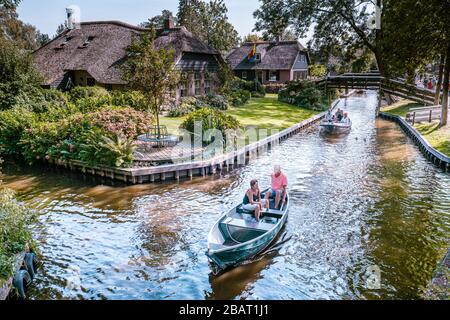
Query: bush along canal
xmin=0 ymin=159 xmax=38 ymax=300
xmin=1 ymin=91 xmax=449 ymax=299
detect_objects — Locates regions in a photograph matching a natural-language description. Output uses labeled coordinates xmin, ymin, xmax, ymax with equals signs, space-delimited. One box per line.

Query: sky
xmin=17 ymin=0 xmax=313 ymax=42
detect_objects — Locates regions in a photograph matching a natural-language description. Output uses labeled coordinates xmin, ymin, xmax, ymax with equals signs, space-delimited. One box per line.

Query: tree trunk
xmin=435 ymin=55 xmax=445 ymax=105
xmin=440 ymin=46 xmax=450 ymax=127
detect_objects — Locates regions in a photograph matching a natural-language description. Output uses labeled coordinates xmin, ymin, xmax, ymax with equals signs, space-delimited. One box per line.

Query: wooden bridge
xmin=317 ymin=72 xmax=442 ymax=106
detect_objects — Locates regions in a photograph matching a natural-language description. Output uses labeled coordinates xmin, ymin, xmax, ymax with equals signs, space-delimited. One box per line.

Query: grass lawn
xmin=160 ymin=94 xmax=320 ymax=136
xmin=381 ymin=100 xmax=450 ymax=156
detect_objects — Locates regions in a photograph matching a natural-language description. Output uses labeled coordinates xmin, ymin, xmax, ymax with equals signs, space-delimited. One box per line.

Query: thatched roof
xmin=33 ymin=21 xmax=220 ymax=87
xmin=227 ymin=41 xmax=309 ymax=71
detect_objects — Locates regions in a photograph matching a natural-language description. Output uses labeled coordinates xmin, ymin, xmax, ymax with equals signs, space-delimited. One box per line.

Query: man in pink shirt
xmin=264 ymin=165 xmax=288 ymax=210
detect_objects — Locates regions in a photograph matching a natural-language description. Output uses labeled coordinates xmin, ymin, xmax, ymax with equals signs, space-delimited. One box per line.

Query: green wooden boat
xmin=206 ymin=190 xmax=289 ymax=270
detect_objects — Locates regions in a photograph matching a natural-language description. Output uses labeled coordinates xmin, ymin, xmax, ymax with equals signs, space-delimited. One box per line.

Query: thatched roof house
xmin=227 ymin=41 xmax=310 ymax=84
xmin=33 ymin=19 xmax=223 ymax=97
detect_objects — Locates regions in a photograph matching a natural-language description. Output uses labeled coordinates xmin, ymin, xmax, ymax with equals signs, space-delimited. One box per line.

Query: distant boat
xmin=320 ymin=120 xmax=352 ymax=134
xmin=206 ymin=189 xmax=289 ymax=270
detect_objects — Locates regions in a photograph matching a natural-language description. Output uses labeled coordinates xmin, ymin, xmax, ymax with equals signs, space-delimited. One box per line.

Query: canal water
xmin=2 ymin=92 xmax=449 ymax=300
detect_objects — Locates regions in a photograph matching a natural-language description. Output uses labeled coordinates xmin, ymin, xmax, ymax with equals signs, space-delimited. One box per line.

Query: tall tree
xmin=0 ymin=1 xmax=49 ymax=50
xmin=177 ymin=0 xmax=239 ymax=53
xmin=177 ymin=0 xmax=206 ymax=40
xmin=242 ymin=33 xmax=263 ymax=43
xmin=253 ymin=0 xmax=292 ymax=41
xmin=122 ymin=29 xmax=180 ymax=138
xmin=0 ymin=37 xmax=42 ymax=110
xmin=201 ymin=0 xmax=240 ymax=52
xmin=271 ymin=0 xmax=383 ymax=71
xmin=141 ymin=10 xmax=176 ymax=29
xmin=0 ymin=0 xmax=21 ymax=8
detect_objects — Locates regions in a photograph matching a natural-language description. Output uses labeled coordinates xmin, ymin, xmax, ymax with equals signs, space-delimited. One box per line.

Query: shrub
xmin=87 ymin=107 xmax=153 ymax=139
xmin=20 ymin=121 xmax=70 ymax=164
xmin=168 ymin=97 xmax=200 ymax=117
xmin=309 ymin=64 xmax=327 ymax=78
xmin=230 ymin=77 xmax=265 ymax=96
xmin=199 ymin=93 xmax=230 ymax=110
xmin=229 ymin=89 xmax=251 ymax=107
xmin=67 ymin=86 xmax=112 ymax=113
xmin=279 ymin=81 xmax=327 ymax=111
xmin=264 ymin=83 xmax=286 ymax=94
xmin=180 ymin=107 xmax=240 ymax=144
xmin=0 ymin=187 xmax=36 ymax=280
xmin=0 ymin=38 xmax=43 ymax=111
xmin=0 ymin=107 xmax=37 ymax=156
xmin=77 ymin=128 xmax=135 ymax=168
xmin=111 ymin=90 xmax=146 ymax=110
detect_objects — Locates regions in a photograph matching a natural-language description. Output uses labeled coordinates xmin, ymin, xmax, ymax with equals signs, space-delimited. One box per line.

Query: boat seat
xmin=236 ymin=205 xmax=283 ymax=218
xmin=222 ymin=217 xmax=274 ymax=232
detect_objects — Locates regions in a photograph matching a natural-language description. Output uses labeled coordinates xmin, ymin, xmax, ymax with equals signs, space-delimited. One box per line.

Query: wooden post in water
xmin=376 ymin=84 xmax=382 ymax=117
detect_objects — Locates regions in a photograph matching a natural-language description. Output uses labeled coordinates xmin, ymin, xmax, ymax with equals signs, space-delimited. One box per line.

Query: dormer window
xmin=79 ymin=36 xmax=95 ymax=49
xmin=255 ymin=53 xmax=261 ymax=62
xmin=55 ymin=36 xmax=73 ymax=50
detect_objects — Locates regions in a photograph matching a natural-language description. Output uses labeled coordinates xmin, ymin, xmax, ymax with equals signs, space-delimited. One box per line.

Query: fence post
xmin=412 ymin=112 xmax=416 ymax=125
xmin=429 ymin=109 xmax=432 ymax=123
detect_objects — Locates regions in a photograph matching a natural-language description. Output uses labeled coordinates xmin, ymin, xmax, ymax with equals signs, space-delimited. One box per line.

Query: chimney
xmin=66 ymin=5 xmax=81 ymax=30
xmin=164 ymin=17 xmax=175 ymax=30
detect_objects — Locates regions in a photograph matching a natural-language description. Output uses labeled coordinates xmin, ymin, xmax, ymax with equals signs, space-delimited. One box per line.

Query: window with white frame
xmin=194 ymin=72 xmax=202 ymax=96
xmin=269 ymin=70 xmax=278 ymax=82
xmin=180 ymin=73 xmax=188 ymax=97
xmin=205 ymin=73 xmax=212 ymax=94
xmin=242 ymin=71 xmax=247 ymax=80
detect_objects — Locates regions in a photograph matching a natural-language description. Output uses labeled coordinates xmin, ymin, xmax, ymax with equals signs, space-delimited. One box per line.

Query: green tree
xmin=122 ymin=29 xmax=180 ymax=138
xmin=177 ymin=0 xmax=240 ymax=53
xmin=55 ymin=23 xmax=67 ymax=37
xmin=309 ymin=64 xmax=327 ymax=78
xmin=202 ymin=0 xmax=240 ymax=52
xmin=253 ymin=0 xmax=292 ymax=41
xmin=242 ymin=33 xmax=263 ymax=43
xmin=141 ymin=10 xmax=176 ymax=29
xmin=269 ymin=1 xmax=383 ymax=71
xmin=0 ymin=1 xmax=49 ymax=50
xmin=0 ymin=0 xmax=21 ymax=8
xmin=177 ymin=0 xmax=206 ymax=40
xmin=0 ymin=37 xmax=42 ymax=110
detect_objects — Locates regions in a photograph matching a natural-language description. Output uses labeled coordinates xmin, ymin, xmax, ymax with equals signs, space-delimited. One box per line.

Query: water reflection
xmin=1 ymin=91 xmax=449 ymax=300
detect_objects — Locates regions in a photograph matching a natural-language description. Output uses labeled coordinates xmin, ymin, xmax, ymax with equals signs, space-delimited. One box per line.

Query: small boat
xmin=206 ymin=189 xmax=289 ymax=270
xmin=320 ymin=120 xmax=352 ymax=134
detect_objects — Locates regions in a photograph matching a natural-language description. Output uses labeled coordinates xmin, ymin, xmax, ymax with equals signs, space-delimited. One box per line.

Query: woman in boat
xmin=335 ymin=109 xmax=344 ymax=122
xmin=324 ymin=109 xmax=333 ymax=122
xmin=342 ymin=113 xmax=351 ymax=124
xmin=243 ymin=179 xmax=267 ymax=221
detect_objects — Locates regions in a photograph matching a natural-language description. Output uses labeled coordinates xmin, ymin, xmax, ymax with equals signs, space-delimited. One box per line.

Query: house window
xmin=205 ymin=73 xmax=212 ymax=94
xmin=255 ymin=53 xmax=261 ymax=62
xmin=194 ymin=72 xmax=202 ymax=96
xmin=242 ymin=71 xmax=247 ymax=80
xmin=180 ymin=73 xmax=188 ymax=97
xmin=294 ymin=71 xmax=307 ymax=80
xmin=269 ymin=70 xmax=278 ymax=82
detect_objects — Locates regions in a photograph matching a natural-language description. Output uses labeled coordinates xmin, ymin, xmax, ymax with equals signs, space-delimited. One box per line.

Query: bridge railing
xmin=316 ymin=73 xmax=440 ymax=106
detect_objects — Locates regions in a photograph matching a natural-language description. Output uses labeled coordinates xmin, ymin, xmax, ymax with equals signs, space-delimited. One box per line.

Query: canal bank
xmin=379 ymin=112 xmax=450 ymax=171
xmin=36 ymin=100 xmax=340 ymax=185
xmin=2 ymin=91 xmax=449 ymax=300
